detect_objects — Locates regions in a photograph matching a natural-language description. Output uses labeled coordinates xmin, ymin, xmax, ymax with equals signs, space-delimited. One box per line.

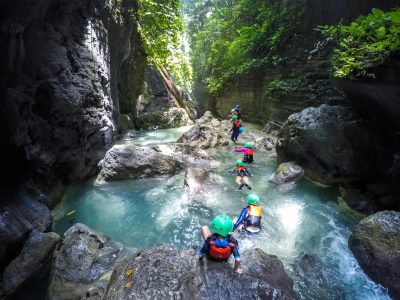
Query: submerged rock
xmin=177 ymin=125 xmax=229 ymax=149
xmin=96 ymin=145 xmax=178 ymax=184
xmin=276 ymin=105 xmax=391 ymax=185
xmin=137 ymin=107 xmax=194 ymax=130
xmin=349 ymin=211 xmax=400 ymax=299
xmin=3 ymin=232 xmax=60 ymax=296
xmin=48 ymin=223 xmax=132 ymax=300
xmin=269 ymin=162 xmax=304 ymax=185
xmin=105 ymin=244 xmax=298 ymax=300
xmin=184 ymin=167 xmax=209 ymax=193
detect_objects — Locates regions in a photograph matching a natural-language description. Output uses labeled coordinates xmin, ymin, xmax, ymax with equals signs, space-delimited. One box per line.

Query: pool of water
xmin=52 ymin=126 xmax=390 ymax=300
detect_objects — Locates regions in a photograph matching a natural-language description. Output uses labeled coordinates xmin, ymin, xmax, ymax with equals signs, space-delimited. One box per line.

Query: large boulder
xmin=276 ymin=105 xmax=391 ymax=185
xmin=3 ymin=232 xmax=60 ymax=296
xmin=184 ymin=167 xmax=209 ymax=193
xmin=48 ymin=223 xmax=133 ymax=300
xmin=349 ymin=211 xmax=400 ymax=299
xmin=137 ymin=107 xmax=194 ymax=130
xmin=96 ymin=145 xmax=178 ymax=184
xmin=254 ymin=136 xmax=275 ymax=152
xmin=105 ymin=244 xmax=298 ymax=300
xmin=177 ymin=125 xmax=229 ymax=149
xmin=269 ymin=162 xmax=304 ymax=185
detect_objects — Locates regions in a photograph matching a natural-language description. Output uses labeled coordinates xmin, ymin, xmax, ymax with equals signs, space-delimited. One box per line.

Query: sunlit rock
xmin=105 ymin=244 xmax=299 ymax=300
xmin=137 ymin=107 xmax=194 ymax=130
xmin=177 ymin=125 xmax=229 ymax=149
xmin=96 ymin=145 xmax=178 ymax=184
xmin=349 ymin=211 xmax=400 ymax=299
xmin=269 ymin=162 xmax=304 ymax=185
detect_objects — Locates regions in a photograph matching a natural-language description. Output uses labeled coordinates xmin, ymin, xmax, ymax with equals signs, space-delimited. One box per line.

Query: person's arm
xmin=228 ymin=168 xmax=237 ymax=174
xmin=233 ymin=147 xmax=245 ymax=153
xmin=199 ymin=241 xmax=207 ymax=259
xmin=245 ymin=168 xmax=251 ymax=176
xmin=233 ymin=208 xmax=248 ymax=231
xmin=231 ymin=243 xmax=242 ymax=272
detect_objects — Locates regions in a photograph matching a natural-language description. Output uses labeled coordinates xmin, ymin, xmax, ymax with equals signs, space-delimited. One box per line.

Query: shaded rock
xmin=276 ymin=105 xmax=391 ymax=185
xmin=137 ymin=107 xmax=193 ymax=130
xmin=105 ymin=244 xmax=298 ymax=300
xmin=254 ymin=136 xmax=275 ymax=152
xmin=3 ymin=232 xmax=60 ymax=296
xmin=118 ymin=114 xmax=135 ymax=132
xmin=177 ymin=125 xmax=229 ymax=149
xmin=184 ymin=167 xmax=209 ymax=193
xmin=269 ymin=162 xmax=304 ymax=185
xmin=339 ymin=187 xmax=377 ymax=214
xmin=0 ymin=192 xmax=51 ymax=270
xmin=349 ymin=211 xmax=400 ymax=299
xmin=48 ymin=223 xmax=132 ymax=300
xmin=96 ymin=145 xmax=178 ymax=184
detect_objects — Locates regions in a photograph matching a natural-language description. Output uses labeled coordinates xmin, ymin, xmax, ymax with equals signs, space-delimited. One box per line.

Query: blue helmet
xmin=235 ymin=104 xmax=240 ymax=108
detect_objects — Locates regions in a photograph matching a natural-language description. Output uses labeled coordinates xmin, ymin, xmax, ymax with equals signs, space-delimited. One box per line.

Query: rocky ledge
xmin=349 ymin=211 xmax=400 ymax=299
xmin=137 ymin=107 xmax=194 ymax=130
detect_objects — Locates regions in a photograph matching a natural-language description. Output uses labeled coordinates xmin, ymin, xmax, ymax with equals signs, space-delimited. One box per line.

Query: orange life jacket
xmin=248 ymin=149 xmax=253 ymax=155
xmin=208 ymin=240 xmax=235 ymax=259
xmin=236 ymin=166 xmax=244 ymax=172
xmin=246 ymin=205 xmax=262 ymax=227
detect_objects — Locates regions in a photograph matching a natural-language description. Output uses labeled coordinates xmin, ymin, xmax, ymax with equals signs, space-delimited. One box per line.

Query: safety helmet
xmin=231 ymin=109 xmax=235 ymax=112
xmin=210 ymin=215 xmax=233 ymax=237
xmin=235 ymin=104 xmax=240 ymax=108
xmin=245 ymin=143 xmax=253 ymax=148
xmin=236 ymin=160 xmax=244 ymax=166
xmin=232 ymin=115 xmax=238 ymax=120
xmin=247 ymin=194 xmax=260 ymax=205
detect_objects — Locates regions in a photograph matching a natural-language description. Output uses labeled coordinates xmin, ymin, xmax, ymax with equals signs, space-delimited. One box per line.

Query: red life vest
xmin=236 ymin=166 xmax=244 ymax=172
xmin=208 ymin=240 xmax=235 ymax=259
xmin=235 ymin=120 xmax=241 ymax=128
xmin=248 ymin=149 xmax=253 ymax=155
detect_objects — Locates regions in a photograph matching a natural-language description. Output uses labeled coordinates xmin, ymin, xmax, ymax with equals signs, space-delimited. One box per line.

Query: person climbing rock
xmin=233 ymin=194 xmax=262 ymax=234
xmin=233 ymin=142 xmax=254 ymax=163
xmin=229 ymin=160 xmax=252 ymax=190
xmin=199 ymin=215 xmax=242 ymax=273
xmin=229 ymin=115 xmax=241 ymax=143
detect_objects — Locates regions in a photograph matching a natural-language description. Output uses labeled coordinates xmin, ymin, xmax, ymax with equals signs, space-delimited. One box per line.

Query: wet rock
xmin=254 ymin=136 xmax=275 ymax=152
xmin=137 ymin=107 xmax=194 ymax=130
xmin=3 ymin=232 xmax=60 ymax=296
xmin=105 ymin=244 xmax=298 ymax=300
xmin=276 ymin=105 xmax=391 ymax=185
xmin=0 ymin=192 xmax=51 ymax=270
xmin=96 ymin=145 xmax=178 ymax=184
xmin=269 ymin=162 xmax=304 ymax=185
xmin=339 ymin=187 xmax=377 ymax=214
xmin=349 ymin=211 xmax=400 ymax=299
xmin=177 ymin=125 xmax=229 ymax=149
xmin=48 ymin=223 xmax=132 ymax=300
xmin=184 ymin=167 xmax=209 ymax=193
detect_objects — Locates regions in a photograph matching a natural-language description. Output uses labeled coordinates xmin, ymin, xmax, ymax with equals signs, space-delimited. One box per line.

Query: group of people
xmin=199 ymin=104 xmax=262 ymax=273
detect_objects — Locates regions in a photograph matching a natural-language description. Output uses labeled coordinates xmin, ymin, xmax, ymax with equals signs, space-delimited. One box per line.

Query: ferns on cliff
xmin=319 ymin=7 xmax=400 ymax=79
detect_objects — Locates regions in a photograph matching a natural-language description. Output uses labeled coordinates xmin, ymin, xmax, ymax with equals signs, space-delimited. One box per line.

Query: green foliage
xmin=318 ymin=7 xmax=400 ymax=79
xmin=187 ymin=0 xmax=306 ymax=94
xmin=136 ymin=0 xmax=192 ymax=88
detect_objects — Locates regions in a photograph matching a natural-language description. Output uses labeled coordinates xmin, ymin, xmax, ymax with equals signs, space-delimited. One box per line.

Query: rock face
xmin=0 ymin=0 xmax=145 ymax=197
xmin=339 ymin=187 xmax=377 ymax=214
xmin=3 ymin=232 xmax=60 ymax=296
xmin=177 ymin=125 xmax=229 ymax=149
xmin=0 ymin=191 xmax=51 ymax=270
xmin=276 ymin=105 xmax=391 ymax=185
xmin=96 ymin=145 xmax=178 ymax=184
xmin=269 ymin=162 xmax=304 ymax=185
xmin=349 ymin=211 xmax=400 ymax=299
xmin=49 ymin=223 xmax=132 ymax=300
xmin=255 ymin=136 xmax=275 ymax=152
xmin=137 ymin=107 xmax=194 ymax=130
xmin=184 ymin=167 xmax=209 ymax=193
xmin=105 ymin=244 xmax=298 ymax=300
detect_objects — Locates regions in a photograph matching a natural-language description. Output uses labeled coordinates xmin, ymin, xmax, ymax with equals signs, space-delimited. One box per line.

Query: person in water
xmin=229 ymin=160 xmax=252 ymax=190
xmin=233 ymin=194 xmax=262 ymax=234
xmin=233 ymin=142 xmax=254 ymax=163
xmin=234 ymin=104 xmax=241 ymax=120
xmin=229 ymin=115 xmax=242 ymax=143
xmin=199 ymin=215 xmax=242 ymax=273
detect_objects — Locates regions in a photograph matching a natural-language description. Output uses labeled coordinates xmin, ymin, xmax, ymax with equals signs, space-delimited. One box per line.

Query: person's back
xmin=233 ymin=194 xmax=262 ymax=234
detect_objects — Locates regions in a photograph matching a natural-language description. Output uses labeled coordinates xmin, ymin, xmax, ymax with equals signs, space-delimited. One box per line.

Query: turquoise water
xmin=52 ymin=126 xmax=390 ymax=300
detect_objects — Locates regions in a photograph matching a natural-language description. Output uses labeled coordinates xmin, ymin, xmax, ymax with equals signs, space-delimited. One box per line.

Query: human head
xmin=210 ymin=215 xmax=233 ymax=237
xmin=236 ymin=160 xmax=244 ymax=166
xmin=247 ymin=194 xmax=260 ymax=205
xmin=245 ymin=143 xmax=253 ymax=148
xmin=235 ymin=104 xmax=240 ymax=108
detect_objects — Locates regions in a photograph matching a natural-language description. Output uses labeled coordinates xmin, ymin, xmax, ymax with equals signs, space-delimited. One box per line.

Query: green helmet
xmin=232 ymin=115 xmax=238 ymax=120
xmin=210 ymin=215 xmax=233 ymax=237
xmin=247 ymin=194 xmax=260 ymax=205
xmin=245 ymin=143 xmax=253 ymax=148
xmin=236 ymin=160 xmax=244 ymax=166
